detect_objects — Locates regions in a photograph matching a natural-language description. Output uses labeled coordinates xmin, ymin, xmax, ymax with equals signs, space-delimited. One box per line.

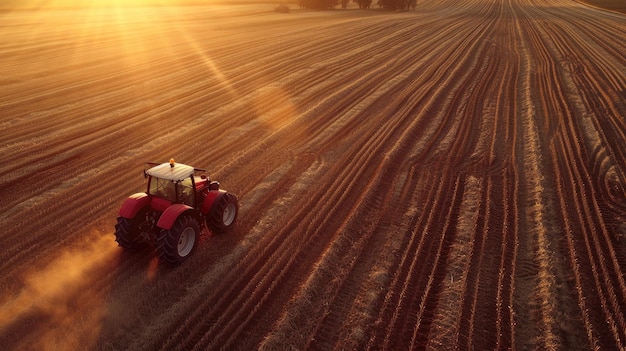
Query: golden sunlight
xmin=2 ymin=0 xmax=193 ymax=9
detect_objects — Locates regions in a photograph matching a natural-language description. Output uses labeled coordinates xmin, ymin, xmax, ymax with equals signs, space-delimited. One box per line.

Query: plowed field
xmin=1 ymin=0 xmax=625 ymax=350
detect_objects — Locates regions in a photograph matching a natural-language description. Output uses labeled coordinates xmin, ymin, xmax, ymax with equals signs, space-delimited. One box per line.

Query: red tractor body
xmin=115 ymin=160 xmax=238 ymax=264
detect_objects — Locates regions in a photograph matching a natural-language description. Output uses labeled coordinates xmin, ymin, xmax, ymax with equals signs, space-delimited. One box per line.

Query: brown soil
xmin=577 ymin=0 xmax=626 ymax=13
xmin=0 ymin=1 xmax=625 ymax=350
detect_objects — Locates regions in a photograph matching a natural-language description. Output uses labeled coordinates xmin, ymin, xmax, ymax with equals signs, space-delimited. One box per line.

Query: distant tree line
xmin=299 ymin=0 xmax=337 ymax=9
xmin=299 ymin=0 xmax=416 ymax=10
xmin=377 ymin=0 xmax=416 ymax=10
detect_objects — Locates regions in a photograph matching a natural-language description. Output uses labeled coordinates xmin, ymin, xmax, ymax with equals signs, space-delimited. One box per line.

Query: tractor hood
xmin=146 ymin=162 xmax=195 ymax=182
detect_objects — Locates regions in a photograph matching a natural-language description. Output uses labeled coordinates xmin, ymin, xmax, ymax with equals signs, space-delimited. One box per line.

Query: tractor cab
xmin=145 ymin=160 xmax=207 ymax=207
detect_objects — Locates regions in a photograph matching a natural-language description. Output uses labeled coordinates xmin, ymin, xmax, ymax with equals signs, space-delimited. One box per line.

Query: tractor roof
xmin=146 ymin=162 xmax=195 ymax=182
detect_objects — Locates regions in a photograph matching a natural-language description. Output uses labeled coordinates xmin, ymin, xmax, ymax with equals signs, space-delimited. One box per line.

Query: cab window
xmin=179 ymin=177 xmax=195 ymax=206
xmin=149 ymin=177 xmax=176 ymax=201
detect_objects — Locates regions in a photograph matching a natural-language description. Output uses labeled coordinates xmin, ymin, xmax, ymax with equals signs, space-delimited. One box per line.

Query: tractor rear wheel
xmin=114 ymin=211 xmax=148 ymax=249
xmin=207 ymin=192 xmax=238 ymax=233
xmin=157 ymin=216 xmax=199 ymax=264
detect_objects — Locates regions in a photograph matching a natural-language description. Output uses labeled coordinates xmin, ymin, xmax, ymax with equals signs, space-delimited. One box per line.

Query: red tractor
xmin=114 ymin=159 xmax=238 ymax=264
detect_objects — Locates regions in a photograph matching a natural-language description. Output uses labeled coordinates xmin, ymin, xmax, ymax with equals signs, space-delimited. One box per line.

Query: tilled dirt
xmin=0 ymin=1 xmax=625 ymax=350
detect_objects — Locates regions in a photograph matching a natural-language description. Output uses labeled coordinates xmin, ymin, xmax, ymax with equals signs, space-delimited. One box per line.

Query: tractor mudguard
xmin=157 ymin=203 xmax=194 ymax=230
xmin=202 ymin=189 xmax=226 ymax=215
xmin=119 ymin=193 xmax=150 ymax=219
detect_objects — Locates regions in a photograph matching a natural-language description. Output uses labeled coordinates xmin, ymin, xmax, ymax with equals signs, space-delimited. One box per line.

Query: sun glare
xmin=2 ymin=0 xmax=240 ymax=117
xmin=44 ymin=0 xmax=185 ymax=7
xmin=2 ymin=0 xmax=194 ymax=9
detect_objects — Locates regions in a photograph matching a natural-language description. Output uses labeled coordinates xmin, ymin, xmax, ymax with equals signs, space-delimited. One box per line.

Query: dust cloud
xmin=0 ymin=230 xmax=119 ymax=350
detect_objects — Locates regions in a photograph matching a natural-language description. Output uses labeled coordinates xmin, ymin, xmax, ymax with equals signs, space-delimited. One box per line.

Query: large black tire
xmin=207 ymin=192 xmax=238 ymax=234
xmin=156 ymin=216 xmax=199 ymax=264
xmin=114 ymin=211 xmax=147 ymax=249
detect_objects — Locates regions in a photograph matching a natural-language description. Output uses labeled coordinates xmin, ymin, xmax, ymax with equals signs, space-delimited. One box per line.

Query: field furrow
xmin=0 ymin=0 xmax=624 ymax=350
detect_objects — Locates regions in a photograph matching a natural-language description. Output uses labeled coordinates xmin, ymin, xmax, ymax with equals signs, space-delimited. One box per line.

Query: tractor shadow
xmin=94 ymin=226 xmax=241 ymax=350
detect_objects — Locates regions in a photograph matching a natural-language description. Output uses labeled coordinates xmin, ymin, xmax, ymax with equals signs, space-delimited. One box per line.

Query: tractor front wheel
xmin=207 ymin=192 xmax=238 ymax=234
xmin=114 ymin=211 xmax=148 ymax=249
xmin=157 ymin=216 xmax=199 ymax=264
